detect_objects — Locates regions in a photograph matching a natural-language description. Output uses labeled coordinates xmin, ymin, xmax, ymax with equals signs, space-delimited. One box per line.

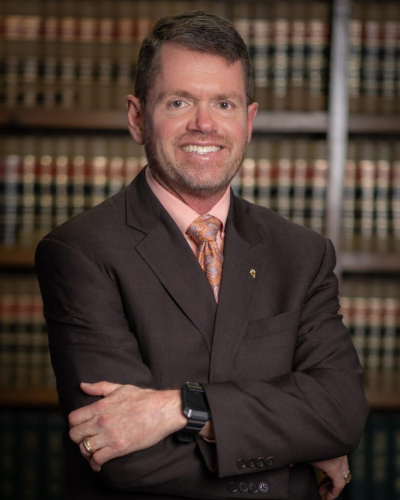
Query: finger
xmin=68 ymin=404 xmax=96 ymax=428
xmin=69 ymin=420 xmax=101 ymax=444
xmin=80 ymin=381 xmax=121 ymax=397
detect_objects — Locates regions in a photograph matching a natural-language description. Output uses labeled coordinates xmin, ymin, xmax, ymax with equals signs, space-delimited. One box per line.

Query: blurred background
xmin=0 ymin=0 xmax=399 ymax=498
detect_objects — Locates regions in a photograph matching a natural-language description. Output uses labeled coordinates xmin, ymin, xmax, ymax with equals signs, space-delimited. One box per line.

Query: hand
xmin=311 ymin=456 xmax=350 ymax=500
xmin=68 ymin=381 xmax=187 ymax=471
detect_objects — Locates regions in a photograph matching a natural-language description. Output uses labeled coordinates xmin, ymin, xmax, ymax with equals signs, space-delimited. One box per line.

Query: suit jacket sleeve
xmin=202 ymin=237 xmax=370 ymax=478
xmin=35 ymin=236 xmax=219 ymax=497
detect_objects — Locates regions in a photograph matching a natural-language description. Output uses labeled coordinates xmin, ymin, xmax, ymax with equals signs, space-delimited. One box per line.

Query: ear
xmin=126 ymin=95 xmax=144 ymax=145
xmin=246 ymin=101 xmax=258 ymax=143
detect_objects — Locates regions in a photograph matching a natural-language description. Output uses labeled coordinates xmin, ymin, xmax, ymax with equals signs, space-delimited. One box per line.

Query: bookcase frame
xmin=1 ymin=0 xmax=399 ymax=409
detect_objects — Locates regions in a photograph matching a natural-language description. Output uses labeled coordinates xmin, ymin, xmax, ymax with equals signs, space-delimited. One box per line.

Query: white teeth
xmin=182 ymin=145 xmax=221 ymax=154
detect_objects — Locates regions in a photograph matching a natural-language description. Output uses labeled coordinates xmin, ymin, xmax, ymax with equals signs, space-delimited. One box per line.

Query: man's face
xmin=139 ymin=44 xmax=258 ymax=198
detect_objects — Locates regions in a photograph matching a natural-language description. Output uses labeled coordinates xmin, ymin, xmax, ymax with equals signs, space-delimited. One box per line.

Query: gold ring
xmin=344 ymin=471 xmax=352 ymax=484
xmin=83 ymin=437 xmax=94 ymax=454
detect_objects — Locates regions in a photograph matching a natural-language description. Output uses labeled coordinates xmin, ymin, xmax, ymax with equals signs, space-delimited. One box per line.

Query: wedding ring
xmin=83 ymin=437 xmax=94 ymax=454
xmin=344 ymin=471 xmax=352 ymax=484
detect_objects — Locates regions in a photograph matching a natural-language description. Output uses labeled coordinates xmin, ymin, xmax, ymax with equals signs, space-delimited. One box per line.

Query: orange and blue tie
xmin=187 ymin=215 xmax=224 ymax=302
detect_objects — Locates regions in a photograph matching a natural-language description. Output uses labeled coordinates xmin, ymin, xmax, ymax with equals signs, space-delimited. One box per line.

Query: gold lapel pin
xmin=250 ymin=268 xmax=256 ymax=279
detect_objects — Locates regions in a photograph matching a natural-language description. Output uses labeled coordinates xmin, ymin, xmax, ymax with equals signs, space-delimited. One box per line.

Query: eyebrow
xmin=156 ymin=89 xmax=244 ymax=104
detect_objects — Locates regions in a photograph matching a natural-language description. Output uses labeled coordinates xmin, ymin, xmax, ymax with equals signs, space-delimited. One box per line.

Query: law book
xmin=241 ymin=142 xmax=256 ymax=204
xmin=36 ymin=138 xmax=54 ymax=240
xmin=271 ymin=2 xmax=290 ymax=111
xmin=394 ymin=418 xmax=400 ymax=500
xmin=309 ymin=140 xmax=328 ymax=234
xmin=45 ymin=412 xmax=66 ymax=500
xmin=77 ymin=0 xmax=98 ymax=110
xmin=54 ymin=138 xmax=70 ymax=229
xmin=16 ymin=411 xmax=46 ymax=500
xmin=70 ymin=136 xmax=87 ymax=217
xmin=358 ymin=140 xmax=376 ymax=249
xmin=379 ymin=4 xmax=398 ymax=114
xmin=287 ymin=2 xmax=306 ymax=112
xmin=89 ymin=137 xmax=109 ymax=209
xmin=370 ymin=413 xmax=391 ymax=499
xmin=392 ymin=159 xmax=400 ymax=250
xmin=30 ymin=284 xmax=47 ymax=388
xmin=255 ymin=139 xmax=272 ymax=209
xmin=124 ymin=138 xmax=145 ymax=188
xmin=252 ymin=2 xmax=271 ymax=110
xmin=381 ymin=297 xmax=397 ymax=377
xmin=352 ymin=295 xmax=368 ymax=369
xmin=276 ymin=140 xmax=293 ymax=220
xmin=360 ymin=3 xmax=381 ymax=114
xmin=342 ymin=141 xmax=357 ymax=251
xmin=14 ymin=277 xmax=36 ymax=389
xmin=348 ymin=2 xmax=363 ymax=114
xmin=0 ymin=278 xmax=15 ymax=387
xmin=365 ymin=296 xmax=383 ymax=375
xmin=59 ymin=0 xmax=79 ymax=109
xmin=375 ymin=141 xmax=391 ymax=251
xmin=41 ymin=0 xmax=59 ymax=108
xmin=305 ymin=2 xmax=329 ymax=111
xmin=0 ymin=411 xmax=18 ymax=500
xmin=291 ymin=139 xmax=309 ymax=227
xmin=1 ymin=139 xmax=20 ymax=246
xmin=115 ymin=1 xmax=137 ymax=112
xmin=108 ymin=137 xmax=126 ymax=198
xmin=19 ymin=136 xmax=37 ymax=248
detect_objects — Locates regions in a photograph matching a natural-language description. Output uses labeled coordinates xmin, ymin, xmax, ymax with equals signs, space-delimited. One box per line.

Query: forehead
xmin=149 ymin=44 xmax=246 ymax=100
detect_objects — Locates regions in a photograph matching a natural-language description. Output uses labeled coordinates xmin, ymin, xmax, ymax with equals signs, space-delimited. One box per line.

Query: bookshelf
xmin=1 ymin=0 xmax=400 ymax=466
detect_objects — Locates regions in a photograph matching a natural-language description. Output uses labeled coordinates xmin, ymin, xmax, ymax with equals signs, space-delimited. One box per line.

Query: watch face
xmin=186 ymin=390 xmax=209 ymax=413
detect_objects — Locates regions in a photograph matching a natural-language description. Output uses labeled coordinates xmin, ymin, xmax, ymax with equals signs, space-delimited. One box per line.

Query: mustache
xmin=175 ymin=132 xmax=231 ymax=147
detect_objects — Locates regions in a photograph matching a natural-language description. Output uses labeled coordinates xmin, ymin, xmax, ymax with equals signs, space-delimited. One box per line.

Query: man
xmin=36 ymin=11 xmax=369 ymax=500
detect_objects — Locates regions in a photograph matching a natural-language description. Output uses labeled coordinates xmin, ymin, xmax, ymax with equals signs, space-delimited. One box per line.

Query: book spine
xmin=291 ymin=139 xmax=309 ymax=227
xmin=375 ymin=142 xmax=391 ymax=252
xmin=361 ymin=4 xmax=381 ymax=114
xmin=380 ymin=4 xmax=398 ymax=114
xmin=342 ymin=141 xmax=357 ymax=251
xmin=271 ymin=3 xmax=290 ymax=111
xmin=288 ymin=2 xmax=306 ymax=112
xmin=241 ymin=142 xmax=256 ymax=204
xmin=19 ymin=146 xmax=36 ymax=248
xmin=309 ymin=140 xmax=328 ymax=234
xmin=36 ymin=138 xmax=54 ymax=240
xmin=1 ymin=149 xmax=20 ymax=246
xmin=276 ymin=140 xmax=293 ymax=220
xmin=348 ymin=3 xmax=363 ymax=114
xmin=252 ymin=2 xmax=271 ymax=110
xmin=45 ymin=412 xmax=66 ymax=500
xmin=358 ymin=141 xmax=376 ymax=249
xmin=255 ymin=140 xmax=272 ymax=208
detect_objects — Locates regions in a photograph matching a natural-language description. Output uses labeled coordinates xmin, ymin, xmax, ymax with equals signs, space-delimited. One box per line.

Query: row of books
xmin=2 ymin=135 xmax=400 ymax=249
xmin=0 ymin=274 xmax=54 ymax=389
xmin=0 ymin=0 xmax=330 ymax=111
xmin=0 ymin=410 xmax=65 ymax=500
xmin=340 ymin=276 xmax=400 ymax=379
xmin=342 ymin=140 xmax=400 ymax=253
xmin=345 ymin=412 xmax=400 ymax=500
xmin=349 ymin=2 xmax=400 ymax=115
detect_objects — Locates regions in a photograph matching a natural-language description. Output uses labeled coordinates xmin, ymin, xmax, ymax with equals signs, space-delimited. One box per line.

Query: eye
xmin=170 ymin=100 xmax=185 ymax=109
xmin=218 ymin=101 xmax=232 ymax=110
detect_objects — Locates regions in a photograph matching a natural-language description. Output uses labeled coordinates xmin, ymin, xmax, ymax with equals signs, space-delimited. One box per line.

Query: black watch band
xmin=177 ymin=382 xmax=211 ymax=443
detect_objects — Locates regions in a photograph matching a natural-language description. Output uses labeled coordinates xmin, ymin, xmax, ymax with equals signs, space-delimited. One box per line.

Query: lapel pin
xmin=250 ymin=268 xmax=256 ymax=279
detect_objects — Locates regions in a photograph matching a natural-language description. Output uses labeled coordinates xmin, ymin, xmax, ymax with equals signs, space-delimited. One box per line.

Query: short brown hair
xmin=135 ymin=11 xmax=253 ymax=107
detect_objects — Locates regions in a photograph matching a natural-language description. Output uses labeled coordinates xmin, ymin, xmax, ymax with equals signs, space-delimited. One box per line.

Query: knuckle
xmin=69 ymin=428 xmax=78 ymax=443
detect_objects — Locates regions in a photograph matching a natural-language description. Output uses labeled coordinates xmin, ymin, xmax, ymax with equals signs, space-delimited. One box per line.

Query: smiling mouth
xmin=181 ymin=145 xmax=222 ymax=155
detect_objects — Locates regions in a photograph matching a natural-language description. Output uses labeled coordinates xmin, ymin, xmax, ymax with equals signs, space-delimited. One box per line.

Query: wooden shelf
xmin=340 ymin=252 xmax=400 ymax=273
xmin=0 ymin=246 xmax=36 ymax=267
xmin=0 ymin=388 xmax=59 ymax=407
xmin=364 ymin=373 xmax=400 ymax=409
xmin=349 ymin=115 xmax=400 ymax=134
xmin=1 ymin=109 xmax=328 ymax=134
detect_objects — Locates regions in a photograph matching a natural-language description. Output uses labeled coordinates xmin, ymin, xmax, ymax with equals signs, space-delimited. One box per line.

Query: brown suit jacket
xmin=35 ymin=168 xmax=369 ymax=500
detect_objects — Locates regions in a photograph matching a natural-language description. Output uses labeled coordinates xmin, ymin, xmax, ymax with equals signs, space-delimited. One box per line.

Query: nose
xmin=187 ymin=102 xmax=217 ymax=134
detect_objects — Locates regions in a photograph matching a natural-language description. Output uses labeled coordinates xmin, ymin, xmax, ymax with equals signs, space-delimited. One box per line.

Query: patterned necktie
xmin=187 ymin=215 xmax=224 ymax=302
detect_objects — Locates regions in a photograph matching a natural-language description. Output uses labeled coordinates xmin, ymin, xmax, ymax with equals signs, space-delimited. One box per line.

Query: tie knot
xmin=187 ymin=215 xmax=221 ymax=244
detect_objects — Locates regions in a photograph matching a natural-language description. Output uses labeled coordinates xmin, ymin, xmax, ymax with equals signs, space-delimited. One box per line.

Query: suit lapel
xmin=210 ymin=195 xmax=276 ymax=382
xmin=125 ymin=170 xmax=217 ymax=352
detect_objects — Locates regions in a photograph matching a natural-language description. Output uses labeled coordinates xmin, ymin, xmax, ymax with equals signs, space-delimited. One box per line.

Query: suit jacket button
xmin=259 ymin=482 xmax=269 ymax=493
xmin=256 ymin=457 xmax=265 ymax=468
xmin=228 ymin=482 xmax=238 ymax=493
xmin=265 ymin=457 xmax=275 ymax=467
xmin=237 ymin=458 xmax=246 ymax=469
xmin=238 ymin=482 xmax=249 ymax=493
xmin=246 ymin=458 xmax=256 ymax=468
xmin=249 ymin=483 xmax=259 ymax=494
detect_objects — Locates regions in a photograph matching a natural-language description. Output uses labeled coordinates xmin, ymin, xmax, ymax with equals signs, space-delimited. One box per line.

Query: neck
xmin=150 ymin=170 xmax=227 ymax=215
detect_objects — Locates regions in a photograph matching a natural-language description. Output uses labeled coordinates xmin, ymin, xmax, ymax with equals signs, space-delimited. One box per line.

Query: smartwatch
xmin=177 ymin=382 xmax=211 ymax=443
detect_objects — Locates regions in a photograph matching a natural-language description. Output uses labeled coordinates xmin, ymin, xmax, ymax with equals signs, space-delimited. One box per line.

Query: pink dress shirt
xmin=145 ymin=167 xmax=230 ymax=256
